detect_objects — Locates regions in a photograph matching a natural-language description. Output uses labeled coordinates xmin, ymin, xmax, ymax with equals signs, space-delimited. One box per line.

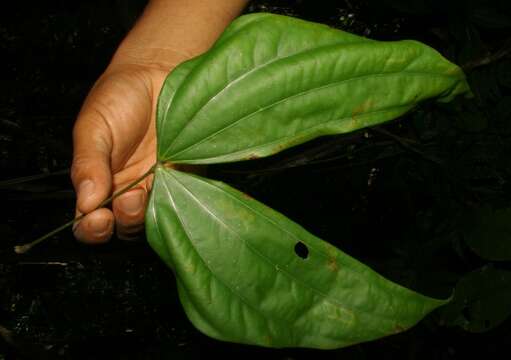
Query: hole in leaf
xmin=294 ymin=242 xmax=309 ymax=259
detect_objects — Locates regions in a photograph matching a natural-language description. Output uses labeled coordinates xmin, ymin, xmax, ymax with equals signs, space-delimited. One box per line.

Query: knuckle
xmin=70 ymin=156 xmax=91 ymax=185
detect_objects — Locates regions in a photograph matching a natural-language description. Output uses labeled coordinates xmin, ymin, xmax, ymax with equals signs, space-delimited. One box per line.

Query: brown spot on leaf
xmin=351 ymin=99 xmax=374 ymax=123
xmin=161 ymin=161 xmax=175 ymax=169
xmin=393 ymin=324 xmax=406 ymax=334
xmin=246 ymin=154 xmax=260 ymax=160
xmin=327 ymin=256 xmax=339 ymax=272
xmin=241 ymin=192 xmax=253 ymax=200
xmin=263 ymin=335 xmax=272 ymax=346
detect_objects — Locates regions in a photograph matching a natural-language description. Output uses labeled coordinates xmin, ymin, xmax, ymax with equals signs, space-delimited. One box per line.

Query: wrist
xmin=109 ymin=45 xmax=191 ymax=73
xmin=108 ymin=0 xmax=249 ymax=72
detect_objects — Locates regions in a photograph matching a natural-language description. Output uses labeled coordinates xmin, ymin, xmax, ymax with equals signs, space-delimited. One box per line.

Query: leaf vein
xmin=167 ymin=71 xmax=460 ymax=160
xmin=161 ymin=40 xmax=372 ymax=157
xmin=168 ymin=170 xmax=412 ymax=324
xmin=159 ymin=170 xmax=285 ymax=341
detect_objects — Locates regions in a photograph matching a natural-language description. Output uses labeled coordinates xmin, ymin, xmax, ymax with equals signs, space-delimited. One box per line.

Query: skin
xmin=71 ymin=0 xmax=249 ymax=243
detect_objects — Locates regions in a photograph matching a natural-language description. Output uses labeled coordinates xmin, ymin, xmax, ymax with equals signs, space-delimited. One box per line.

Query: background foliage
xmin=1 ymin=0 xmax=510 ymax=358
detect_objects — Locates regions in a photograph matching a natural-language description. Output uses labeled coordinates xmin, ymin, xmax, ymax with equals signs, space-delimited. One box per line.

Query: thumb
xmin=71 ymin=108 xmax=113 ymax=215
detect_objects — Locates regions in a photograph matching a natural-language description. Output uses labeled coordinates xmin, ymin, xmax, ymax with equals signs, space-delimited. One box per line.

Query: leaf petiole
xmin=14 ymin=163 xmax=158 ymax=254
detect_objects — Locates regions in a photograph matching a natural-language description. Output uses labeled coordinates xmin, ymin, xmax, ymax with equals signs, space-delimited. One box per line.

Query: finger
xmin=73 ymin=208 xmax=115 ymax=244
xmin=112 ymin=187 xmax=147 ymax=240
xmin=71 ymin=104 xmax=113 ymax=215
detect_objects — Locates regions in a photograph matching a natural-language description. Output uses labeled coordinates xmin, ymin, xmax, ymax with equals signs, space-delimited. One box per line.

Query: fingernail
xmin=79 ymin=180 xmax=95 ymax=198
xmin=122 ymin=191 xmax=144 ymax=215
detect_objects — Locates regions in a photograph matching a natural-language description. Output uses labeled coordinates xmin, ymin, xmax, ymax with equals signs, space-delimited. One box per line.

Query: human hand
xmin=71 ymin=63 xmax=168 ymax=243
xmin=70 ymin=0 xmax=248 ymax=244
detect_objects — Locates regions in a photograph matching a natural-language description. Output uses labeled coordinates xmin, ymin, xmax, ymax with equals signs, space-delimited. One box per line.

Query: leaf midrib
xmin=165 ymin=70 xmax=460 ymax=161
xmin=160 ymin=39 xmax=373 ymax=158
xmin=164 ymin=169 xmax=428 ymax=325
xmin=156 ymin=171 xmax=299 ymax=344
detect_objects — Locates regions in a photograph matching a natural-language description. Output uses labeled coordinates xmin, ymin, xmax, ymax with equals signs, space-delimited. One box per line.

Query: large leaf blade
xmin=156 ymin=13 xmax=470 ymax=164
xmin=156 ymin=13 xmax=371 ymax=162
xmin=146 ymin=166 xmax=449 ymax=349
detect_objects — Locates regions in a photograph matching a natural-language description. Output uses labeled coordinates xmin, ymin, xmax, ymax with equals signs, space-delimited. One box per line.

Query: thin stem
xmin=14 ymin=163 xmax=158 ymax=254
xmin=371 ymin=127 xmax=442 ymax=165
xmin=0 ymin=169 xmax=69 ymax=188
xmin=462 ymin=37 xmax=511 ymax=72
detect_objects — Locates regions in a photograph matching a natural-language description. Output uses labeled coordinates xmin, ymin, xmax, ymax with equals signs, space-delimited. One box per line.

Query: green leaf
xmin=146 ymin=13 xmax=471 ymax=349
xmin=462 ymin=206 xmax=511 ymax=261
xmin=156 ymin=13 xmax=470 ymax=165
xmin=438 ymin=266 xmax=511 ymax=333
xmin=146 ymin=166 xmax=450 ymax=349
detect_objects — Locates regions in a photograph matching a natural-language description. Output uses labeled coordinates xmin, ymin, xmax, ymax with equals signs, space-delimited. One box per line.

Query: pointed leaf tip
xmin=146 ymin=167 xmax=450 ymax=349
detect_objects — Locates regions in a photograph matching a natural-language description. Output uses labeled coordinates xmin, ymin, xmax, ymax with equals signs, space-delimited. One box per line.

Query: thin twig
xmin=371 ymin=127 xmax=442 ymax=164
xmin=0 ymin=325 xmax=13 ymax=345
xmin=463 ymin=37 xmax=511 ymax=72
xmin=0 ymin=169 xmax=69 ymax=188
xmin=19 ymin=261 xmax=69 ymax=266
xmin=14 ymin=163 xmax=157 ymax=254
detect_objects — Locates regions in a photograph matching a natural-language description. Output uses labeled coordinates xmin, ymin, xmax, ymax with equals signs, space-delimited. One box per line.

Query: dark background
xmin=1 ymin=0 xmax=511 ymax=358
